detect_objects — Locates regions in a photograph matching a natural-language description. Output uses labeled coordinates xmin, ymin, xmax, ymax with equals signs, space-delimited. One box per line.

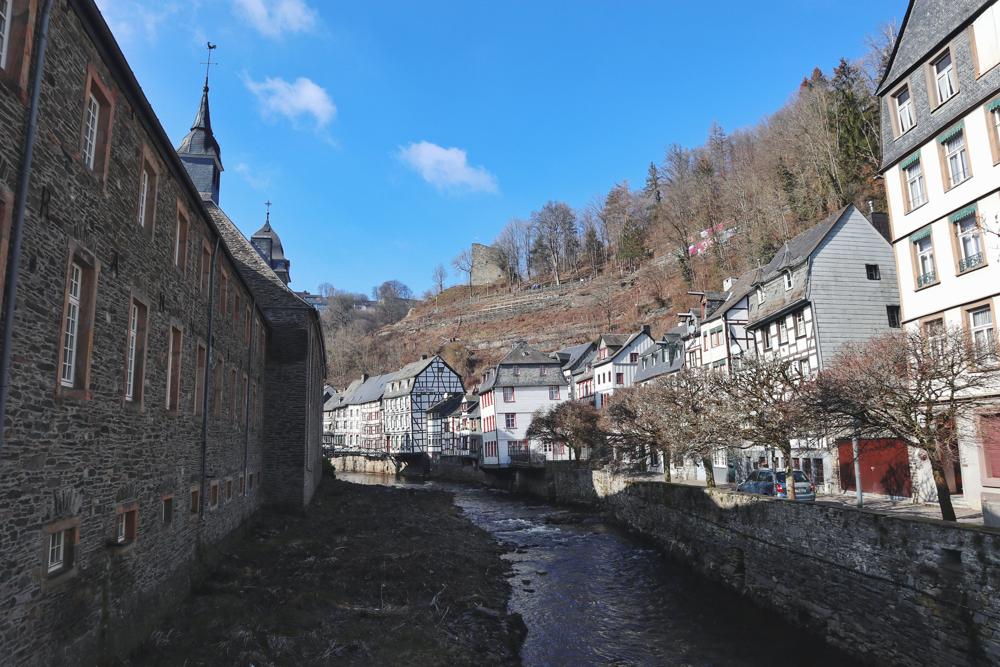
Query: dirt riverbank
xmin=125 ymin=475 xmax=522 ymax=666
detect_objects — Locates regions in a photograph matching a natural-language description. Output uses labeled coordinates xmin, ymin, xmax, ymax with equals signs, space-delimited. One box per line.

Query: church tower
xmin=251 ymin=204 xmax=292 ymax=286
xmin=177 ymin=55 xmax=223 ymax=203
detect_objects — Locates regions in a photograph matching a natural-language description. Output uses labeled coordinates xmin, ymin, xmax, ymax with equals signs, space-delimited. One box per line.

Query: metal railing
xmin=916 ymin=270 xmax=937 ymax=288
xmin=959 ymin=252 xmax=984 ymax=272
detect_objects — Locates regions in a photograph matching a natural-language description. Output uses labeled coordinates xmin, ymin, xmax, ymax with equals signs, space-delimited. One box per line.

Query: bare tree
xmin=531 ymin=201 xmax=575 ymax=285
xmin=432 ymin=264 xmax=447 ymax=297
xmin=452 ymin=248 xmax=474 ymax=299
xmin=816 ymin=327 xmax=1000 ymax=521
xmin=605 ymin=384 xmax=677 ymax=480
xmin=526 ymin=401 xmax=606 ymax=467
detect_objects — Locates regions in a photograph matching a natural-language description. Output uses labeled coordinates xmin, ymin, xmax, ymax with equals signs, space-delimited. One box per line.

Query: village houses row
xmin=325 ymin=0 xmax=1000 ymax=524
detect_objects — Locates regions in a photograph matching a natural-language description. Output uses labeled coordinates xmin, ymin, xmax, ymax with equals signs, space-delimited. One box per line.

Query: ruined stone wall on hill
xmin=470 ymin=243 xmax=504 ymax=287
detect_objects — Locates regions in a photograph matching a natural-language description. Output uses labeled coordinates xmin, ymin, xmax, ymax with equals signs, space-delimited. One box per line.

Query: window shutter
xmin=909 ymin=227 xmax=932 ymax=243
xmin=937 ymin=121 xmax=964 ymax=144
xmin=973 ymin=5 xmax=1000 ymax=74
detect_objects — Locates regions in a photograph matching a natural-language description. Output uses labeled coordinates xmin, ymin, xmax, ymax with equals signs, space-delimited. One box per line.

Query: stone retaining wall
xmin=526 ymin=467 xmax=1000 ymax=666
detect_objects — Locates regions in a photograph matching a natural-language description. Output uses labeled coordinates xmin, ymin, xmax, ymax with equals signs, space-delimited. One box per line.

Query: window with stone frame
xmin=954 ymin=211 xmax=985 ymax=273
xmin=162 ymin=495 xmax=173 ymax=525
xmin=44 ymin=520 xmax=79 ymax=578
xmin=166 ymin=326 xmax=182 ymax=412
xmin=124 ymin=297 xmax=149 ymax=404
xmin=219 ymin=268 xmax=229 ymax=316
xmin=969 ymin=305 xmax=997 ymax=364
xmin=900 ymin=157 xmax=926 ymax=211
xmin=240 ymin=373 xmax=248 ymax=426
xmin=200 ymin=240 xmax=212 ymax=294
xmin=239 ymin=475 xmax=246 ymax=496
xmin=893 ymin=84 xmax=915 ymax=135
xmin=912 ymin=232 xmax=937 ymax=289
xmin=174 ymin=208 xmax=189 ymax=272
xmin=212 ymin=357 xmax=224 ymax=416
xmin=136 ymin=155 xmax=157 ymax=236
xmin=80 ymin=69 xmax=114 ymax=177
xmin=114 ymin=503 xmax=138 ymax=545
xmin=190 ymin=486 xmax=200 ymax=515
xmin=194 ymin=342 xmax=207 ymax=416
xmin=58 ymin=249 xmax=99 ymax=395
xmin=0 ymin=0 xmax=12 ymax=71
xmin=209 ymin=481 xmax=219 ymax=509
xmin=225 ymin=478 xmax=233 ymax=502
xmin=249 ymin=473 xmax=255 ymax=491
xmin=940 ymin=129 xmax=970 ymax=188
xmin=229 ymin=367 xmax=238 ymax=420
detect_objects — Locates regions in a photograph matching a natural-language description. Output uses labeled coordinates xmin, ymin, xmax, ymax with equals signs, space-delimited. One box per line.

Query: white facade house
xmin=479 ymin=342 xmax=571 ymax=467
xmin=697 ymin=271 xmax=756 ymax=375
xmin=592 ymin=327 xmax=655 ymax=409
xmin=878 ymin=0 xmax=1000 ymax=520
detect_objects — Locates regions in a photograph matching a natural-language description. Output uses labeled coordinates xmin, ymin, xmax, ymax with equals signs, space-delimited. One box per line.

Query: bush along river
xmin=337 ymin=472 xmax=863 ymax=667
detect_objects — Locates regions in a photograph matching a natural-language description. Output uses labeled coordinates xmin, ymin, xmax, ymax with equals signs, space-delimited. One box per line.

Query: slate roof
xmin=878 ymin=0 xmax=985 ymax=95
xmin=552 ymin=342 xmax=594 ymax=368
xmin=755 ymin=206 xmax=849 ymax=285
xmin=633 ymin=339 xmax=683 ymax=384
xmin=479 ymin=342 xmax=568 ymax=392
xmin=703 ymin=269 xmax=757 ymax=324
xmin=177 ymin=81 xmax=222 ymax=164
xmin=593 ymin=329 xmax=652 ymax=367
xmin=350 ymin=373 xmax=393 ymax=405
xmin=598 ymin=334 xmax=629 ymax=349
xmin=252 ymin=219 xmax=287 ymax=262
xmin=427 ymin=393 xmax=464 ymax=416
xmin=500 ymin=342 xmax=560 ymax=366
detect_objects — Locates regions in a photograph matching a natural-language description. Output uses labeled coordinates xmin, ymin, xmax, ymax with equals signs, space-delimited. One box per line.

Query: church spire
xmin=177 ymin=43 xmax=223 ymax=204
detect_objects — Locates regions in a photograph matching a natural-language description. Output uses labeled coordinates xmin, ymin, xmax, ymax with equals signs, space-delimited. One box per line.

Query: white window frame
xmin=138 ymin=168 xmax=149 ymax=228
xmin=125 ymin=301 xmax=139 ymax=401
xmin=905 ymin=161 xmax=926 ymax=208
xmin=945 ymin=133 xmax=969 ymax=186
xmin=895 ymin=85 xmax=914 ymax=134
xmin=971 ymin=306 xmax=997 ymax=362
xmin=916 ymin=237 xmax=936 ymax=283
xmin=794 ymin=310 xmax=806 ymax=338
xmin=47 ymin=531 xmax=65 ymax=573
xmin=83 ymin=93 xmax=100 ymax=170
xmin=783 ymin=271 xmax=793 ymax=291
xmin=757 ymin=287 xmax=765 ymax=305
xmin=0 ymin=0 xmax=12 ymax=71
xmin=957 ymin=218 xmax=983 ymax=264
xmin=933 ymin=51 xmax=957 ymax=105
xmin=549 ymin=386 xmax=560 ymax=400
xmin=115 ymin=511 xmax=126 ymax=544
xmin=61 ymin=263 xmax=82 ymax=387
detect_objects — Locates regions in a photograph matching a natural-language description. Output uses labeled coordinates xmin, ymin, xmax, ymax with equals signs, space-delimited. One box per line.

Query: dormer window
xmin=783 ymin=272 xmax=792 ymax=291
xmin=757 ymin=287 xmax=765 ymax=305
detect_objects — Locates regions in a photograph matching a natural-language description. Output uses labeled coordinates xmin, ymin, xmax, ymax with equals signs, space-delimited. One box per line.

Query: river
xmin=337 ymin=472 xmax=861 ymax=667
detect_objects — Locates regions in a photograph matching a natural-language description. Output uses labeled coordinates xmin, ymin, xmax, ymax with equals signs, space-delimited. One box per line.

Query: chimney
xmin=421 ymin=354 xmax=428 ymax=360
xmin=361 ymin=373 xmax=369 ymax=382
xmin=722 ymin=276 xmax=734 ymax=291
xmin=641 ymin=324 xmax=651 ymax=337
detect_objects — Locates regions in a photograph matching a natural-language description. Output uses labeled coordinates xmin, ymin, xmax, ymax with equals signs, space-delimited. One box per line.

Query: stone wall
xmin=332 ymin=454 xmax=401 ymax=475
xmin=523 ymin=468 xmax=1000 ymax=666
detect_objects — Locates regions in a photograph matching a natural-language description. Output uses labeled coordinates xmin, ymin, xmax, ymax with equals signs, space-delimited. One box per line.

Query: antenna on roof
xmin=200 ymin=42 xmax=218 ymax=91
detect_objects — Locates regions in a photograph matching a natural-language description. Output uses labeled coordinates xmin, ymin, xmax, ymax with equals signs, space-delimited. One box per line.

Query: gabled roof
xmin=427 ymin=393 xmax=464 ymax=416
xmin=552 ymin=341 xmax=596 ymax=372
xmin=499 ymin=342 xmax=562 ymax=366
xmin=594 ymin=329 xmax=653 ymax=367
xmin=598 ymin=333 xmax=629 ymax=349
xmin=634 ymin=339 xmax=683 ymax=384
xmin=877 ymin=0 xmax=985 ymax=95
xmin=702 ymin=269 xmax=757 ymax=325
xmin=392 ymin=356 xmax=436 ymax=380
xmin=755 ymin=206 xmax=850 ymax=285
xmin=349 ymin=373 xmax=393 ymax=405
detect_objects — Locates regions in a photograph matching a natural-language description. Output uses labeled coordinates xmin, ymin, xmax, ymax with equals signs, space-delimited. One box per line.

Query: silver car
xmin=737 ymin=468 xmax=816 ymax=501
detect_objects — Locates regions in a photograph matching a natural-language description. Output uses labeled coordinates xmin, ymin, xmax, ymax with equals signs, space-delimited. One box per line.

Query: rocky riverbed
xmin=126 ymin=475 xmax=522 ymax=665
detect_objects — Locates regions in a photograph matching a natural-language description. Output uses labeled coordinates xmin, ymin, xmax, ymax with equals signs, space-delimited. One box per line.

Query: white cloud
xmin=95 ymin=0 xmax=180 ymax=42
xmin=242 ymin=75 xmax=336 ymax=128
xmin=234 ymin=162 xmax=275 ymax=191
xmin=397 ymin=141 xmax=499 ymax=194
xmin=233 ymin=0 xmax=317 ymax=38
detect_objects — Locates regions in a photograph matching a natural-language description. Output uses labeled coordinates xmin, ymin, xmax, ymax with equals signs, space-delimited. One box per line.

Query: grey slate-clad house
xmin=552 ymin=341 xmax=597 ymax=399
xmin=383 ymin=356 xmax=465 ymax=455
xmin=634 ymin=331 xmax=685 ymax=385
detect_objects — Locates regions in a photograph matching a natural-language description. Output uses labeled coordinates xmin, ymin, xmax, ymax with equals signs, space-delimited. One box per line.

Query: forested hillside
xmin=323 ymin=27 xmax=895 ymax=389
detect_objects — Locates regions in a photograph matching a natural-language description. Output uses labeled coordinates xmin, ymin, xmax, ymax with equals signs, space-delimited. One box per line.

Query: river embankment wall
xmin=517 ymin=466 xmax=1000 ymax=667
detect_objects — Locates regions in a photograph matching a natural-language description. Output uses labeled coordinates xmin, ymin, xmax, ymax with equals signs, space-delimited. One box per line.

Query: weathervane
xmin=265 ymin=200 xmax=272 ymax=224
xmin=200 ymin=42 xmax=218 ymax=89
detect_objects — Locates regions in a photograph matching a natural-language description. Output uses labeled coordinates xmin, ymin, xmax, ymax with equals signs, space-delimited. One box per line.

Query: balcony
xmin=959 ymin=252 xmax=984 ymax=273
xmin=508 ymin=442 xmax=547 ymax=467
xmin=916 ymin=271 xmax=937 ymax=289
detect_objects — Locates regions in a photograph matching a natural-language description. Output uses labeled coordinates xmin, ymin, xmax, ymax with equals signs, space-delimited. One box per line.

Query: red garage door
xmin=981 ymin=415 xmax=1000 ymax=481
xmin=838 ymin=438 xmax=912 ymax=498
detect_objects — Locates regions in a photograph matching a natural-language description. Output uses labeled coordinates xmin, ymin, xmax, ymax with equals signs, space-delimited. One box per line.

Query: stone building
xmin=0 ymin=1 xmax=324 ymax=662
xmin=470 ymin=242 xmax=504 ymax=286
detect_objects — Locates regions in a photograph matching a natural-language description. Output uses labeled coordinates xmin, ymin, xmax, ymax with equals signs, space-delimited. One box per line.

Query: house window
xmin=200 ymin=241 xmax=212 ymax=294
xmin=213 ymin=358 xmax=224 ymax=416
xmin=903 ymin=160 xmax=926 ymax=210
xmin=913 ymin=234 xmax=937 ymax=288
xmin=894 ymin=85 xmax=915 ymax=134
xmin=549 ymin=386 xmax=560 ymax=400
xmin=865 ymin=264 xmax=881 ymax=281
xmin=162 ymin=496 xmax=173 ymax=525
xmin=955 ymin=214 xmax=985 ymax=272
xmin=505 ymin=413 xmax=516 ymax=429
xmin=0 ymin=0 xmax=10 ymax=70
xmin=115 ymin=504 xmax=138 ymax=545
xmin=776 ymin=318 xmax=786 ymax=346
xmin=81 ymin=73 xmax=112 ymax=175
xmin=209 ymin=481 xmax=219 ymax=508
xmin=794 ymin=310 xmax=806 ymax=337
xmin=124 ymin=299 xmax=148 ymax=403
xmin=761 ymin=327 xmax=772 ymax=350
xmin=757 ymin=287 xmax=765 ymax=305
xmin=783 ymin=271 xmax=792 ymax=290
xmin=887 ymin=305 xmax=901 ymax=328
xmin=229 ymin=367 xmax=238 ymax=420
xmin=225 ymin=479 xmax=233 ymax=501
xmin=973 ymin=4 xmax=1000 ymax=75
xmin=970 ymin=306 xmax=997 ymax=363
xmin=137 ymin=160 xmax=157 ymax=234
xmin=190 ymin=487 xmax=200 ymax=515
xmin=932 ymin=51 xmax=957 ymax=105
xmin=924 ymin=318 xmax=946 ymax=357
xmin=174 ymin=210 xmax=189 ymax=271
xmin=240 ymin=374 xmax=248 ymax=425
xmin=249 ymin=473 xmax=255 ymax=491
xmin=220 ymin=269 xmax=229 ymax=315
xmin=615 ymin=372 xmax=624 ymax=385
xmin=629 ymin=352 xmax=639 ymax=363
xmin=45 ymin=523 xmax=77 ymax=576
xmin=61 ymin=263 xmax=83 ymax=387
xmin=194 ymin=343 xmax=206 ymax=416
xmin=797 ymin=358 xmax=811 ymax=377
xmin=513 ymin=366 xmax=520 ymax=377
xmin=943 ymin=131 xmax=970 ymax=187
xmin=239 ymin=475 xmax=246 ymax=495
xmin=167 ymin=326 xmax=182 ymax=411
xmin=503 ymin=386 xmax=515 ymax=402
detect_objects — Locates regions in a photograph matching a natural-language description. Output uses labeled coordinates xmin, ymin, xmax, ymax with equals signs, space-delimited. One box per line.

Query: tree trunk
xmin=930 ymin=457 xmax=958 ymax=522
xmin=784 ymin=448 xmax=796 ymax=500
xmin=702 ymin=456 xmax=716 ymax=488
xmin=663 ymin=448 xmax=672 ymax=483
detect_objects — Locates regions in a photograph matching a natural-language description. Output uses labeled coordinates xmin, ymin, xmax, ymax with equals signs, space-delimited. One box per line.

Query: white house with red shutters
xmin=478 ymin=342 xmax=571 ymax=467
xmin=592 ymin=326 xmax=655 ymax=408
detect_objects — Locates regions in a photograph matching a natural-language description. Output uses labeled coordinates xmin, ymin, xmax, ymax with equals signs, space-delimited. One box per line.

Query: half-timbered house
xmin=592 ymin=327 xmax=655 ymax=408
xmin=382 ymin=356 xmax=464 ymax=456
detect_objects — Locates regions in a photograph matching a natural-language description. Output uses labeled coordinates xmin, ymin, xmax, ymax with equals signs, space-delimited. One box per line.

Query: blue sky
xmin=97 ymin=0 xmax=905 ymax=297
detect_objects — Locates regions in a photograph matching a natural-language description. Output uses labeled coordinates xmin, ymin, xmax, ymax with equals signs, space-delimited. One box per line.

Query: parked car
xmin=737 ymin=468 xmax=816 ymax=501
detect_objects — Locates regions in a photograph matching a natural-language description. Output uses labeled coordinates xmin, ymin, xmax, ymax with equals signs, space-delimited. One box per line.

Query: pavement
xmin=815 ymin=493 xmax=984 ymax=525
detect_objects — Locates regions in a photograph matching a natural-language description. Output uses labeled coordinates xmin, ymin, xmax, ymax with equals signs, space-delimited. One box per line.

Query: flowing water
xmin=338 ymin=472 xmax=861 ymax=667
